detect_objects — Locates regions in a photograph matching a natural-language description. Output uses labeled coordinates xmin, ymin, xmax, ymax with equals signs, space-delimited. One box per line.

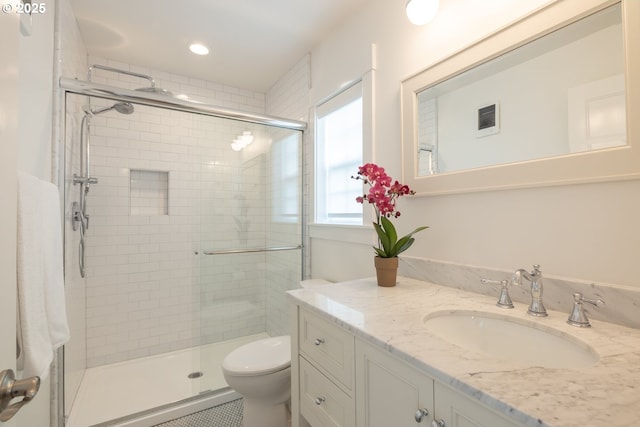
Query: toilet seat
xmin=222 ymin=336 xmax=291 ymax=376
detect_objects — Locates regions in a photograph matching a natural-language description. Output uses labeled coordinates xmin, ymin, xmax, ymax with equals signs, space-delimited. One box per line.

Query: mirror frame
xmin=401 ymin=0 xmax=639 ymax=196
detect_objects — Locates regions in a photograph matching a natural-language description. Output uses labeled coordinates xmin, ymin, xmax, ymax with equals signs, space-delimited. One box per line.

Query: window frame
xmin=315 ymin=80 xmax=364 ymax=225
xmin=311 ymin=70 xmax=374 ymax=235
xmin=272 ymin=131 xmax=301 ymax=223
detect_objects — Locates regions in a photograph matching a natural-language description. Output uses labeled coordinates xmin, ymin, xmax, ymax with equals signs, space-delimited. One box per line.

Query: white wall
xmin=308 ymin=0 xmax=640 ymax=290
xmin=18 ymin=4 xmax=55 ymax=180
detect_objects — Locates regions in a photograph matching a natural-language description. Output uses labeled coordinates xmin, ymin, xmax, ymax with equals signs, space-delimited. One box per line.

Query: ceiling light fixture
xmin=406 ymin=0 xmax=439 ymax=26
xmin=189 ymin=43 xmax=209 ymax=56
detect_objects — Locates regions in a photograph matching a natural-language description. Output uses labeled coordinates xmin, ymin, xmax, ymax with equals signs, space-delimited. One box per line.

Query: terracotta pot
xmin=374 ymin=256 xmax=398 ymax=287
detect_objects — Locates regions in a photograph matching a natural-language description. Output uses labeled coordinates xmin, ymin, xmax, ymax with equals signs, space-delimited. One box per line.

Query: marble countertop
xmin=287 ymin=277 xmax=640 ymax=427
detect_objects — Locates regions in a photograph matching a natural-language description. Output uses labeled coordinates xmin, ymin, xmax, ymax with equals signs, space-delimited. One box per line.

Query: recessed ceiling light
xmin=189 ymin=43 xmax=209 ymax=56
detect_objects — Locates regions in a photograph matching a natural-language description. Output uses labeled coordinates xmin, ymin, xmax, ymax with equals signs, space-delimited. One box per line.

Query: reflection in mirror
xmin=416 ymin=3 xmax=624 ymax=175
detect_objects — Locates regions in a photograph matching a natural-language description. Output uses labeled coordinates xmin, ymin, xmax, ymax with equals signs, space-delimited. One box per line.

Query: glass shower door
xmin=195 ymin=119 xmax=303 ymax=395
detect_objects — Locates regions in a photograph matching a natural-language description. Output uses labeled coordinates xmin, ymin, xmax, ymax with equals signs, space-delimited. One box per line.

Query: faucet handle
xmin=567 ymin=292 xmax=605 ymax=327
xmin=480 ymin=278 xmax=514 ymax=309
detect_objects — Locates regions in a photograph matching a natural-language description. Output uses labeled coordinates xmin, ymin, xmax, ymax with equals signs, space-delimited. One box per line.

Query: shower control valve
xmin=72 ymin=202 xmax=90 ymax=231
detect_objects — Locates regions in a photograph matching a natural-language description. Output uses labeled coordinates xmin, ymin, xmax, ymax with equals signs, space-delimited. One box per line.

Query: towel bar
xmin=203 ymin=245 xmax=302 ymax=255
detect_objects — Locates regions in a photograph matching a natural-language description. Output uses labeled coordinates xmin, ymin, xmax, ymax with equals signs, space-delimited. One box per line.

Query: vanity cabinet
xmin=292 ymin=305 xmax=520 ymax=427
xmin=357 ymin=339 xmax=518 ymax=427
xmin=296 ymin=308 xmax=356 ymax=427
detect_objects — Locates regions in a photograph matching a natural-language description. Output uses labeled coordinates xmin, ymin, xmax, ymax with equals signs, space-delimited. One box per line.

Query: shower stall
xmin=60 ymin=72 xmax=305 ymax=426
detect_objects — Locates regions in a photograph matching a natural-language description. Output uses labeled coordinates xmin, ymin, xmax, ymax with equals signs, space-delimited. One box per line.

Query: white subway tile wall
xmin=68 ymin=57 xmax=305 ymax=367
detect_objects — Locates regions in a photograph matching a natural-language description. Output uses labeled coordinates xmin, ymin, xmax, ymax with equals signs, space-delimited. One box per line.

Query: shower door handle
xmin=0 ymin=369 xmax=40 ymax=421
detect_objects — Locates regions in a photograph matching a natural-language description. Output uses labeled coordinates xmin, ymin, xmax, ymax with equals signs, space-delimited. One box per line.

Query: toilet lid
xmin=222 ymin=336 xmax=291 ymax=376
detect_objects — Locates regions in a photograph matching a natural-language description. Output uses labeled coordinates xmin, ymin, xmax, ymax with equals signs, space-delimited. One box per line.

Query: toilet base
xmin=242 ymin=399 xmax=288 ymax=427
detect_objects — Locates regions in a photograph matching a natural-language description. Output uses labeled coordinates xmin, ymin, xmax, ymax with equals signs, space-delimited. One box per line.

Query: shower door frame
xmin=60 ymin=78 xmax=307 ymax=130
xmin=58 ymin=77 xmax=307 ymax=427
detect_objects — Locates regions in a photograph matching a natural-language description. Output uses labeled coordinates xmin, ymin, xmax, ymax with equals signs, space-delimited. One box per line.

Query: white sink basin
xmin=424 ymin=310 xmax=599 ymax=369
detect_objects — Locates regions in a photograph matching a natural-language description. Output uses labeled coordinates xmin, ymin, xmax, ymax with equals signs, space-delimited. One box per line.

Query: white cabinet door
xmin=355 ymin=339 xmax=434 ymax=427
xmin=434 ymin=382 xmax=520 ymax=427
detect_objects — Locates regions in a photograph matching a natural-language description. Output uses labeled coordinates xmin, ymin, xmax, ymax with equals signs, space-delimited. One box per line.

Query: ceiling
xmin=68 ymin=0 xmax=367 ymax=93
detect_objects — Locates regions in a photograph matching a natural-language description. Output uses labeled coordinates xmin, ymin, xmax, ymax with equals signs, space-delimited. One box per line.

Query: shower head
xmin=135 ymin=86 xmax=174 ymax=97
xmin=113 ymin=102 xmax=135 ymax=114
xmin=88 ymin=102 xmax=135 ymax=116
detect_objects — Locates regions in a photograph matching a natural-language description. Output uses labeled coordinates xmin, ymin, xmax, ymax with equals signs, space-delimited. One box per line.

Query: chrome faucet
xmin=480 ymin=278 xmax=514 ymax=309
xmin=567 ymin=292 xmax=605 ymax=327
xmin=512 ymin=264 xmax=547 ymax=317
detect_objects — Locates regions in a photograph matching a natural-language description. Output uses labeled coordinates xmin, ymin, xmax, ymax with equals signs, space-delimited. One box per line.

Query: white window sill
xmin=309 ymin=223 xmax=374 ymax=245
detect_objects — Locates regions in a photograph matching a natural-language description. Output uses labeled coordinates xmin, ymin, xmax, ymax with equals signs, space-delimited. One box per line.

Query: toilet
xmin=221 ymin=279 xmax=331 ymax=427
xmin=222 ymin=335 xmax=291 ymax=427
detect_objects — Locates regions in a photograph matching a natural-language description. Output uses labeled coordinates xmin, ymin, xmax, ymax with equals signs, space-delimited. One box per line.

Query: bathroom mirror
xmin=401 ymin=0 xmax=640 ymax=196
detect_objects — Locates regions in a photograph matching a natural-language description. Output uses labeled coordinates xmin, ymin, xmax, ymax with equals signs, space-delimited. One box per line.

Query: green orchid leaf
xmin=392 ymin=235 xmax=412 ymax=254
xmin=380 ymin=216 xmax=397 ymax=246
xmin=372 ymin=222 xmax=391 ymax=254
xmin=393 ymin=237 xmax=415 ymax=256
xmin=373 ymin=219 xmax=428 ymax=257
xmin=373 ymin=247 xmax=388 ymax=257
xmin=407 ymin=226 xmax=429 ymax=236
xmin=390 ymin=226 xmax=428 ymax=256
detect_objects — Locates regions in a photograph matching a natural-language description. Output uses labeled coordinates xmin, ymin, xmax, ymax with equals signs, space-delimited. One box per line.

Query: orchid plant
xmin=353 ymin=163 xmax=428 ymax=258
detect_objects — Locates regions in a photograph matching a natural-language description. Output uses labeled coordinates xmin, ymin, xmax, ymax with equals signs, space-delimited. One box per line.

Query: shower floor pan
xmin=67 ymin=333 xmax=268 ymax=427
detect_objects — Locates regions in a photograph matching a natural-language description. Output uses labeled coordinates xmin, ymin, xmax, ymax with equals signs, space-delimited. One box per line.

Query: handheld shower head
xmin=113 ymin=102 xmax=135 ymax=114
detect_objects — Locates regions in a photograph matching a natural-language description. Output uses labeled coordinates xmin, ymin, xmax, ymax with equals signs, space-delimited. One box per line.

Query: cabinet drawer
xmin=299 ymin=309 xmax=354 ymax=391
xmin=300 ymin=357 xmax=355 ymax=427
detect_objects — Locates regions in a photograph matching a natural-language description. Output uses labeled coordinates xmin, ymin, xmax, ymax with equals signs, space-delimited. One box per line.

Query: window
xmin=315 ymin=82 xmax=363 ymax=225
xmin=272 ymin=132 xmax=300 ymax=223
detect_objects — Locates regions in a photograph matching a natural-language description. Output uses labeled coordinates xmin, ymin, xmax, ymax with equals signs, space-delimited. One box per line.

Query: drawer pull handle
xmin=414 ymin=408 xmax=429 ymax=423
xmin=314 ymin=338 xmax=325 ymax=346
xmin=314 ymin=396 xmax=326 ymax=406
xmin=431 ymin=419 xmax=445 ymax=427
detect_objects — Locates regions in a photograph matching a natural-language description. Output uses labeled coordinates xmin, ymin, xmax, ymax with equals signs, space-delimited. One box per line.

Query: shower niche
xmin=129 ymin=169 xmax=169 ymax=216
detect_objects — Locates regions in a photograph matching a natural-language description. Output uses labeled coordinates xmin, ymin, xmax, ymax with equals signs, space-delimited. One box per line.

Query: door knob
xmin=0 ymin=369 xmax=40 ymax=421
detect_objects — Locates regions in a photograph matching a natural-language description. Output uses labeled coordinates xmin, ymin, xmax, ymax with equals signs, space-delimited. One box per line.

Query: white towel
xmin=16 ymin=172 xmax=70 ymax=380
xmin=41 ymin=179 xmax=70 ymax=350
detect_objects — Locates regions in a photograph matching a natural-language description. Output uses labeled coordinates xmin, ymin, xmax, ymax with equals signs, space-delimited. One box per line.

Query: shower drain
xmin=188 ymin=371 xmax=204 ymax=379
